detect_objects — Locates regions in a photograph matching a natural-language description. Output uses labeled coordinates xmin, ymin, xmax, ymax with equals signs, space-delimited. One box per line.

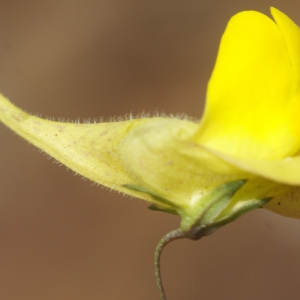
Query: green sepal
xmin=200 ymin=179 xmax=247 ymax=224
xmin=180 ymin=180 xmax=273 ymax=239
xmin=123 ymin=184 xmax=181 ymax=213
xmin=213 ymin=197 xmax=273 ymax=229
xmin=148 ymin=204 xmax=179 ymax=215
xmin=180 ymin=179 xmax=247 ymax=232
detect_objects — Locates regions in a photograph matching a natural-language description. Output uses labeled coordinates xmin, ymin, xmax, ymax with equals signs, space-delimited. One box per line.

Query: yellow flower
xmin=3 ymin=7 xmax=300 ymax=299
xmin=0 ymin=7 xmax=299 ymax=233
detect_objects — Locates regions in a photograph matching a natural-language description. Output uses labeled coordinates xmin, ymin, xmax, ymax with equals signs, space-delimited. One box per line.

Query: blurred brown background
xmin=0 ymin=0 xmax=300 ymax=299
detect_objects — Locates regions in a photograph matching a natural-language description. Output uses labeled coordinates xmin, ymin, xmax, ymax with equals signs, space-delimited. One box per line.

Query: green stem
xmin=154 ymin=229 xmax=187 ymax=300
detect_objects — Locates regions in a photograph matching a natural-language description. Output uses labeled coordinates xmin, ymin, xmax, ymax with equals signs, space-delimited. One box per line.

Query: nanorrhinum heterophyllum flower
xmin=0 ymin=7 xmax=299 ymax=300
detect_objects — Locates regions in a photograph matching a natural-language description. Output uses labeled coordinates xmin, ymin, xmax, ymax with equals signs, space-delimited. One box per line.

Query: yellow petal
xmin=271 ymin=7 xmax=300 ymax=86
xmin=202 ymin=145 xmax=300 ymax=184
xmin=0 ymin=94 xmax=249 ymax=215
xmin=195 ymin=8 xmax=300 ymax=160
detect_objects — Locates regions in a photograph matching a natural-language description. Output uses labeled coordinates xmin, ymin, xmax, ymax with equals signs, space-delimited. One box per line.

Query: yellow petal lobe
xmin=195 ymin=9 xmax=300 ymax=160
xmin=0 ymin=94 xmax=248 ymax=215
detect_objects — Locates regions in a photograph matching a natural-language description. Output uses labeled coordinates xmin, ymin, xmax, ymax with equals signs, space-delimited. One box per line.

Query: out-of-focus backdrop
xmin=0 ymin=1 xmax=300 ymax=299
